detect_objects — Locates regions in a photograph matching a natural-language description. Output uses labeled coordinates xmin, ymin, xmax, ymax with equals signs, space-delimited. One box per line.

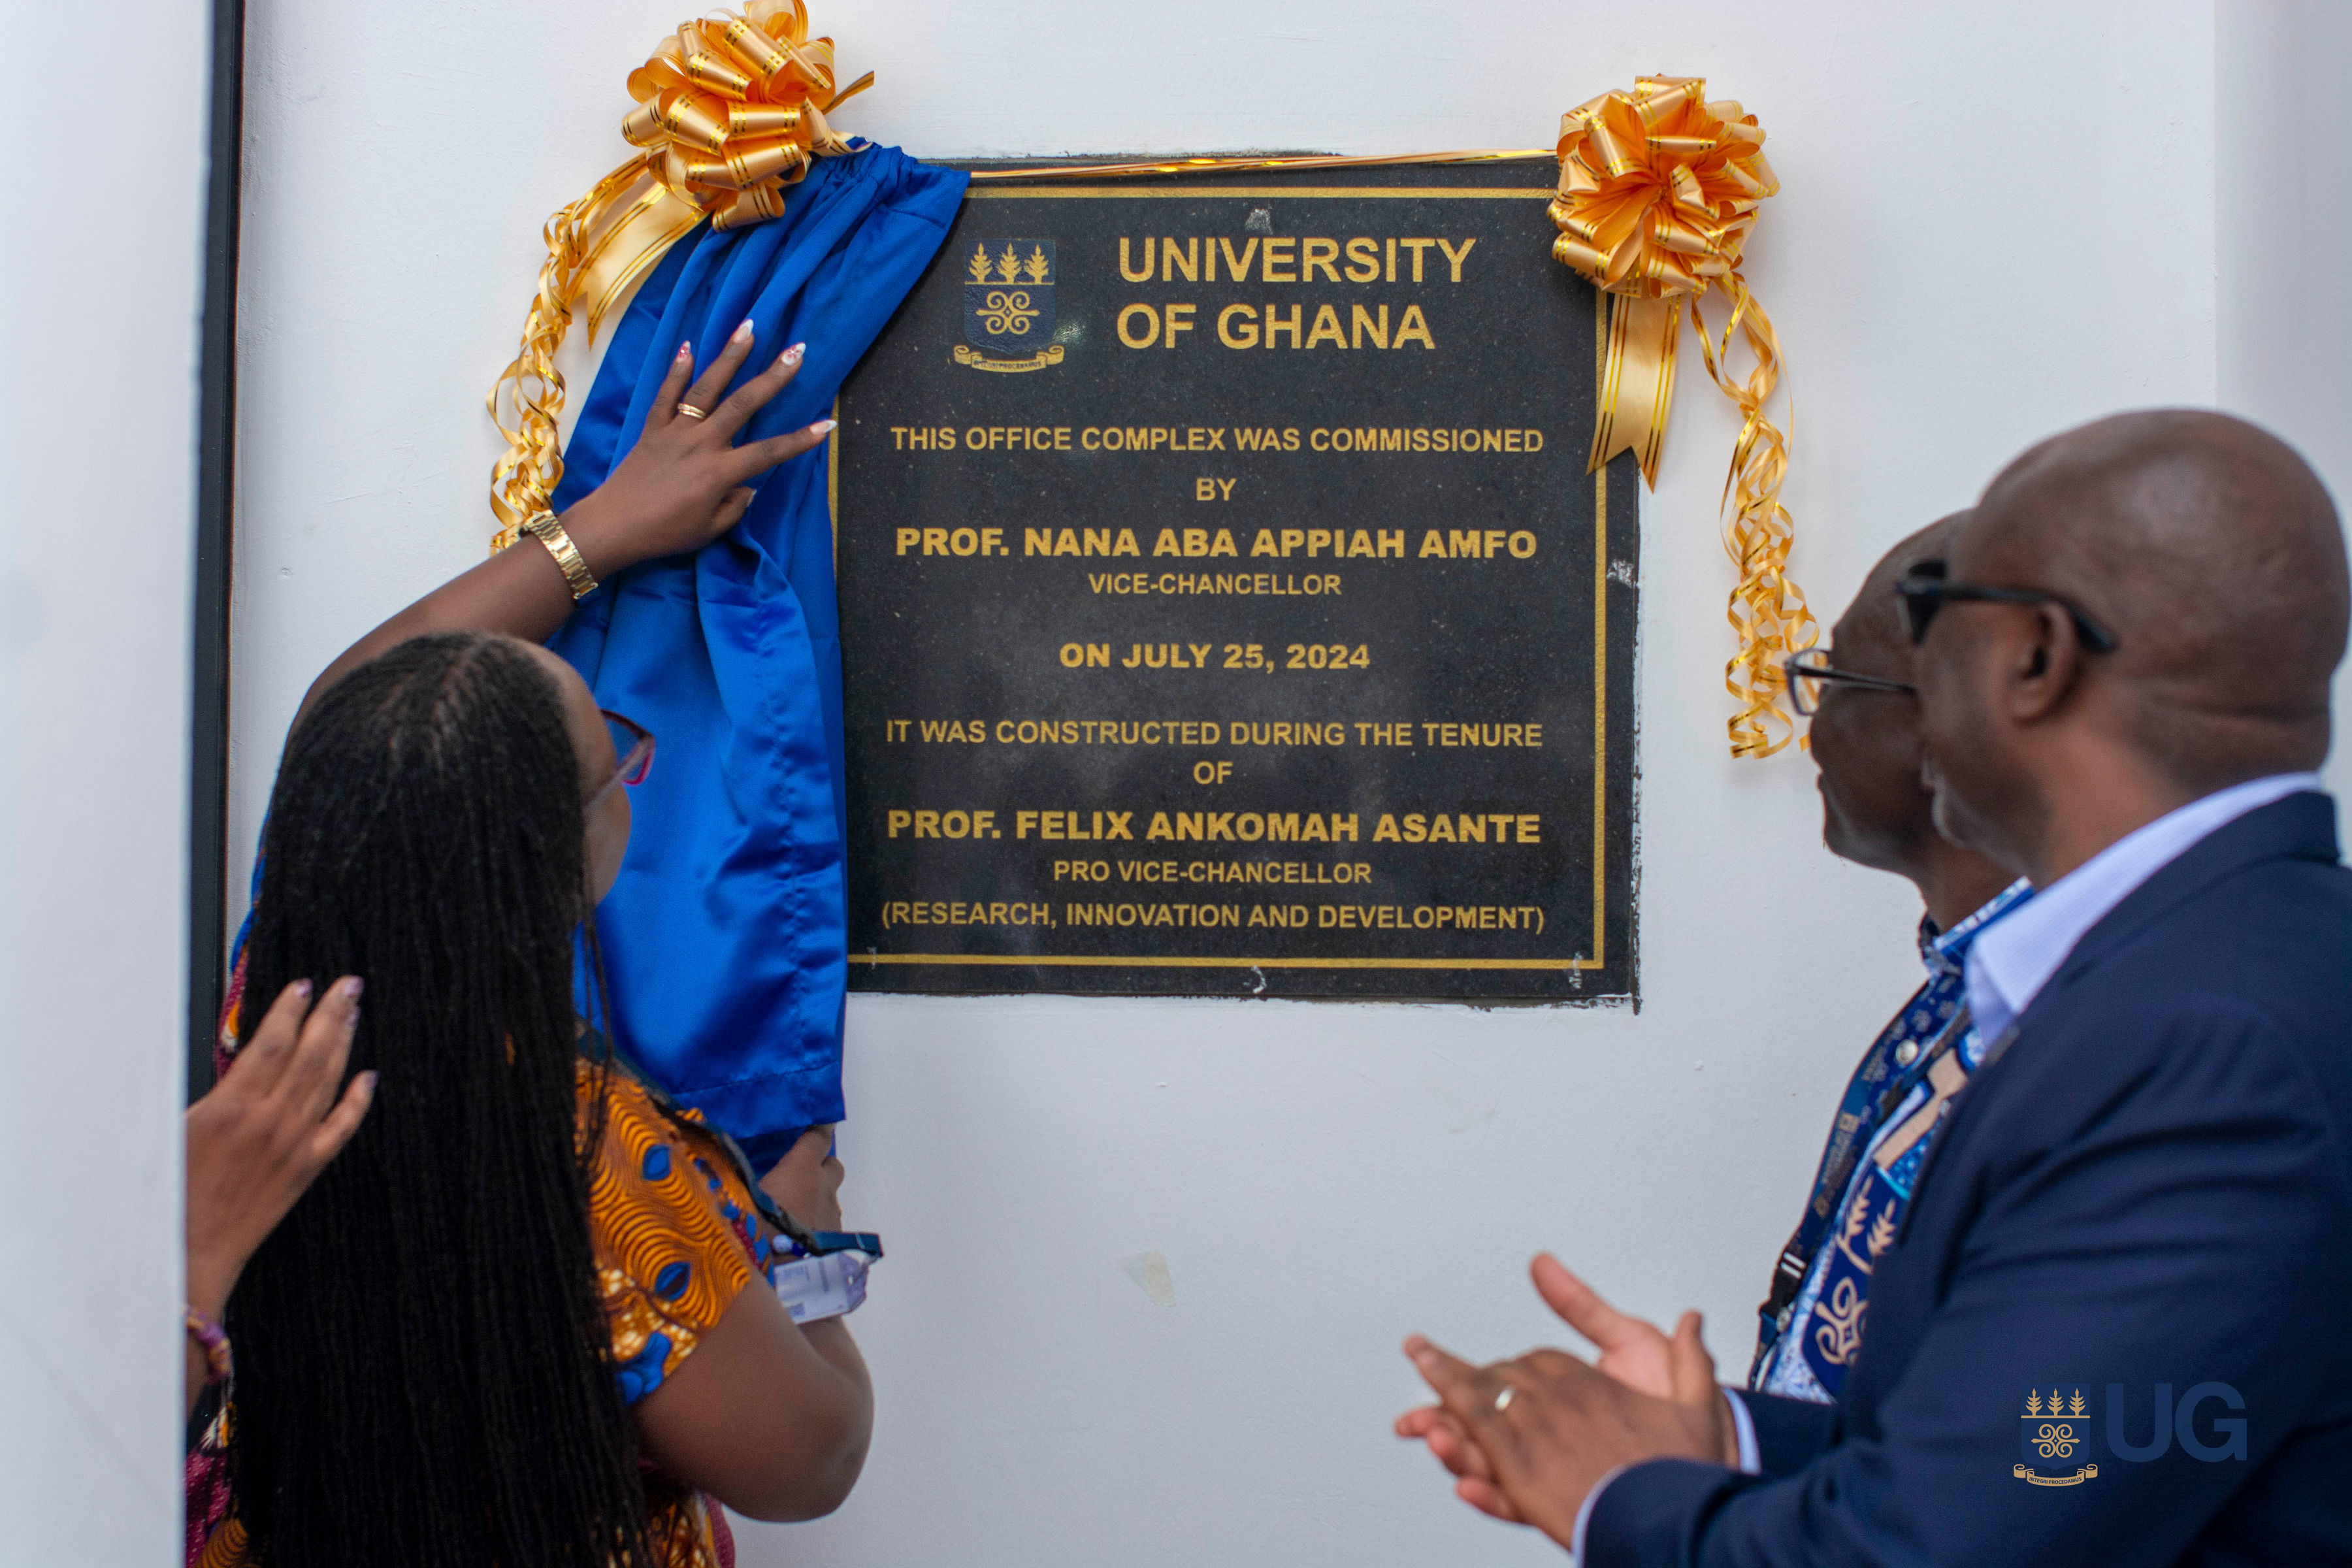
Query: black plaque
xmin=834 ymin=162 xmax=1638 ymax=1000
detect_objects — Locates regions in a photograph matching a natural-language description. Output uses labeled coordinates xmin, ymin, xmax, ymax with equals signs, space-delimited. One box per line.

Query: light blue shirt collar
xmin=1964 ymin=772 xmax=2327 ymax=1044
xmin=1921 ymin=876 xmax=2034 ymax=984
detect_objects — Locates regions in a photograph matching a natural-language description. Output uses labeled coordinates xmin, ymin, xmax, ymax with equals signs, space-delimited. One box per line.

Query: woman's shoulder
xmin=578 ymin=1055 xmax=762 ymax=1231
xmin=577 ymin=1056 xmax=775 ymax=1404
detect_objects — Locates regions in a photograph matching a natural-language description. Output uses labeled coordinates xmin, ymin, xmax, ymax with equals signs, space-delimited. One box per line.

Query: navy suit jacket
xmin=1590 ymin=792 xmax=2352 ymax=1565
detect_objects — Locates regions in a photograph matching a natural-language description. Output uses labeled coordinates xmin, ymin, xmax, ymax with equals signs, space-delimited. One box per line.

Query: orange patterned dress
xmin=189 ymin=1053 xmax=777 ymax=1568
xmin=587 ymin=1057 xmax=781 ymax=1567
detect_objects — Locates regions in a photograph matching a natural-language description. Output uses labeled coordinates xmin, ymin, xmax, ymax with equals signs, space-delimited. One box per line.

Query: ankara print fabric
xmin=587 ymin=1058 xmax=777 ymax=1403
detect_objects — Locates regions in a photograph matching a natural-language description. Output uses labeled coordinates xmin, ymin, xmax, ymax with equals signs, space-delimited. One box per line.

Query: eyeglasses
xmin=587 ymin=709 xmax=655 ymax=804
xmin=1780 ymin=647 xmax=1918 ymax=716
xmin=1894 ymin=561 xmax=2119 ymax=653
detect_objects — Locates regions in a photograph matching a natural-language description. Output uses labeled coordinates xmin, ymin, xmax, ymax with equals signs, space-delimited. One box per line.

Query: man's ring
xmin=676 ymin=402 xmax=708 ymax=420
xmin=1494 ymin=1385 xmax=1516 ymax=1413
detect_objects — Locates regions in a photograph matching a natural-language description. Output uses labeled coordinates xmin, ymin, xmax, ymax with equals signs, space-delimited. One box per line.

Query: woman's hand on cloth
xmin=1394 ymin=1253 xmax=1734 ymax=1544
xmin=759 ymin=1126 xmax=845 ymax=1233
xmin=186 ymin=978 xmax=374 ymax=1318
xmin=298 ymin=320 xmax=835 ymax=722
xmin=561 ymin=321 xmax=835 ymax=580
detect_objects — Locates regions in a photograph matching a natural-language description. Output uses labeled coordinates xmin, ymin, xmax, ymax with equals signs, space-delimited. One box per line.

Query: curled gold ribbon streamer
xmin=1550 ymin=76 xmax=1815 ymax=757
xmin=1690 ymin=278 xmax=1818 ymax=757
xmin=487 ymin=0 xmax=868 ymax=551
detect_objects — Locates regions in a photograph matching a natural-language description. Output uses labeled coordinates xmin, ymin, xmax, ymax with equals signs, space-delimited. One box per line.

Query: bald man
xmin=1401 ymin=412 xmax=2352 ymax=1566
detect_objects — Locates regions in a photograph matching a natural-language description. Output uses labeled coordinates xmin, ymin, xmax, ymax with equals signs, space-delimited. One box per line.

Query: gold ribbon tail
xmin=1688 ymin=274 xmax=1817 ymax=758
xmin=485 ymin=155 xmax=652 ymax=551
xmin=576 ymin=176 xmax=710 ymax=344
xmin=825 ymin=69 xmax=875 ymax=112
xmin=1588 ymin=293 xmax=1680 ymax=487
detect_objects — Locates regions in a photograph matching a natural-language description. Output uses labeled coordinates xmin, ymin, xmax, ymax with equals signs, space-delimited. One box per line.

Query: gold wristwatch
xmin=521 ymin=511 xmax=598 ymax=600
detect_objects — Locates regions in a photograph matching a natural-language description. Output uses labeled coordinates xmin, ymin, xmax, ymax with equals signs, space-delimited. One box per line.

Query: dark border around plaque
xmin=834 ymin=159 xmax=1639 ymax=1002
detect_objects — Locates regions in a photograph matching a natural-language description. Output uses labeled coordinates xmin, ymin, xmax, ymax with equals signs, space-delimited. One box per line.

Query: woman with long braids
xmin=187 ymin=326 xmax=870 ymax=1567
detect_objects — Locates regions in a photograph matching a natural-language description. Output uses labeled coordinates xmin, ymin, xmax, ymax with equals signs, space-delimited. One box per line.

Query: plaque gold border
xmin=838 ymin=182 xmax=1615 ymax=977
xmin=966 ymin=186 xmax=1558 ymax=201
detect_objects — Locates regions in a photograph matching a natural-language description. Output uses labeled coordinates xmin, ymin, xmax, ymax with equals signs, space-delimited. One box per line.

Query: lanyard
xmin=1750 ymin=982 xmax=1967 ymax=1371
xmin=1748 ymin=877 xmax=2030 ymax=1376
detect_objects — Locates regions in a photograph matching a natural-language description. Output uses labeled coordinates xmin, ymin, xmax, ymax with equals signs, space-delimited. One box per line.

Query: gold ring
xmin=1494 ymin=1385 xmax=1515 ymax=1413
xmin=676 ymin=402 xmax=708 ymax=421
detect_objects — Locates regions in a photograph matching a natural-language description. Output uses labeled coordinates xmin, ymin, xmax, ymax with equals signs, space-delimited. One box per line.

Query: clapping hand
xmin=1395 ymin=1254 xmax=1733 ymax=1546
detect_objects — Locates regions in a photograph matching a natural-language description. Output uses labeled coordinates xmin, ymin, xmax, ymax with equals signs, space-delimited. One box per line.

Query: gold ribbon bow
xmin=487 ymin=1 xmax=872 ymax=550
xmin=1551 ymin=76 xmax=1816 ymax=757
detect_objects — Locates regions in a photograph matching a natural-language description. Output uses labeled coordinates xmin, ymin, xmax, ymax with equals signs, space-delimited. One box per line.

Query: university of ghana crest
xmin=2016 ymin=1384 xmax=2099 ymax=1486
xmin=956 ymin=239 xmax=1064 ymax=372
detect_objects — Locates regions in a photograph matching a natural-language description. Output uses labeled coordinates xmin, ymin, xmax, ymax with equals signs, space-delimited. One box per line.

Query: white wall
xmin=0 ymin=0 xmax=209 ymax=1559
xmin=222 ymin=3 xmax=2344 ymax=1565
xmin=2217 ymin=0 xmax=2352 ymax=806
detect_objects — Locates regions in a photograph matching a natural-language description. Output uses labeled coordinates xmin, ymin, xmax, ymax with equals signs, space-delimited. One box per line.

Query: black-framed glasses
xmin=1780 ymin=647 xmax=1918 ymax=716
xmin=589 ymin=709 xmax=655 ymax=804
xmin=1894 ymin=561 xmax=2119 ymax=653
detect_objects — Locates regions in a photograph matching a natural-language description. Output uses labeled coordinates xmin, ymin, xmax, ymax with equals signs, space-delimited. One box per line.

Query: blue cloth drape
xmin=549 ymin=146 xmax=966 ymax=1166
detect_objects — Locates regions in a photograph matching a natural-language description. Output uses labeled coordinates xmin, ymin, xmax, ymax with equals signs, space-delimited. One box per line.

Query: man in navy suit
xmin=1397 ymin=410 xmax=2352 ymax=1564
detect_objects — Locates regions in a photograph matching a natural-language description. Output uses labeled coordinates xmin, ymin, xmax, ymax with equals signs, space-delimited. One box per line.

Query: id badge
xmin=767 ymin=1231 xmax=881 ymax=1323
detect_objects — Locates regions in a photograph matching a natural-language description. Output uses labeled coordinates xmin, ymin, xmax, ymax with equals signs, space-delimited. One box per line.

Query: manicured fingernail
xmin=340 ymin=976 xmax=365 ymax=1000
xmin=781 ymin=342 xmax=805 ymax=365
xmin=809 ymin=418 xmax=836 ymax=436
xmin=293 ymin=979 xmax=314 ymax=1000
xmin=733 ymin=318 xmax=755 ymax=343
xmin=676 ymin=340 xmax=691 ymax=360
xmin=359 ymin=1070 xmax=379 ymax=1094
